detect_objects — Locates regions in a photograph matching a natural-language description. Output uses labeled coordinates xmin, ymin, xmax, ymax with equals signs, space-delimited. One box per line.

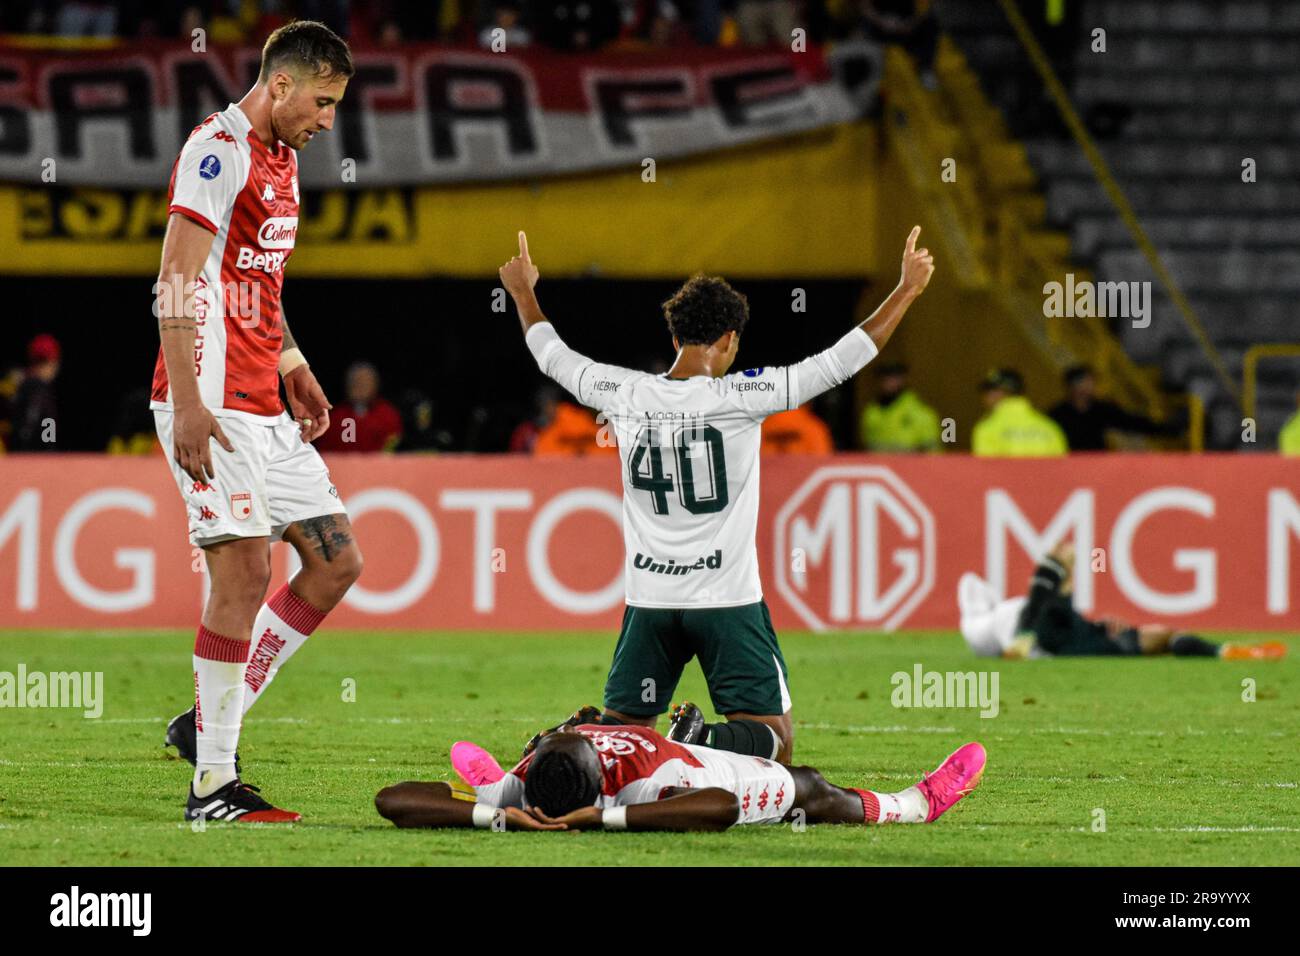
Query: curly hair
xmin=662 ymin=275 xmax=750 ymax=346
xmin=524 ymin=744 xmax=602 ymax=817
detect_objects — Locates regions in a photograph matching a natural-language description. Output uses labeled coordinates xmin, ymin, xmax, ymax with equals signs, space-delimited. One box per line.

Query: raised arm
xmin=499 ymin=231 xmax=636 ymax=409
xmin=765 ymin=226 xmax=935 ymax=414
xmin=155 ymin=213 xmax=234 ymax=482
xmin=859 ymin=225 xmax=934 ymax=352
xmin=499 ymin=230 xmax=546 ymax=334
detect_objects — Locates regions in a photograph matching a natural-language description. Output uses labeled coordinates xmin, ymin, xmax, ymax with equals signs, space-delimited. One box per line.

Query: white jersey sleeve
xmin=724 ymin=327 xmax=879 ymax=419
xmin=473 ymin=773 xmax=525 ymax=809
xmin=169 ymin=130 xmax=250 ymax=234
xmin=525 ymin=322 xmax=642 ymax=414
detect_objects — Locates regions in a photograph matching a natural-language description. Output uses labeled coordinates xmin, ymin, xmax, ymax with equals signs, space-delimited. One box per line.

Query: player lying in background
xmin=374 ymin=725 xmax=985 ymax=833
xmin=958 ymin=545 xmax=1286 ymax=661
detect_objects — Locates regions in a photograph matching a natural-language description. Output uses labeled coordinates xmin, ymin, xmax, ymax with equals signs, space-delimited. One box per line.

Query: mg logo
xmin=774 ymin=465 xmax=935 ymax=632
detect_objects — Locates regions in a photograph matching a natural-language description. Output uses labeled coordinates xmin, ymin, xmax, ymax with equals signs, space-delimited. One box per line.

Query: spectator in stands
xmin=1280 ymin=392 xmax=1300 ymax=456
xmin=972 ymin=368 xmax=1067 ymax=457
xmin=534 ymin=400 xmax=617 ymax=457
xmin=619 ymin=0 xmax=691 ymax=48
xmin=735 ymin=0 xmax=798 ymax=47
xmin=861 ymin=0 xmax=939 ymax=85
xmin=1048 ymin=364 xmax=1175 ymax=451
xmin=535 ymin=0 xmax=622 ymax=52
xmin=9 ymin=334 xmax=62 ymax=451
xmin=691 ymin=0 xmax=724 ymax=44
xmin=762 ymin=406 xmax=834 ymax=455
xmin=509 ymin=386 xmax=558 ymax=453
xmin=315 ymin=362 xmax=404 ymax=453
xmin=107 ymin=386 xmax=160 ymax=455
xmin=860 ymin=361 xmax=941 ymax=452
xmin=478 ymin=2 xmax=531 ymax=49
xmin=0 ymin=361 xmax=21 ymax=452
xmin=397 ymin=389 xmax=456 ymax=453
xmin=54 ymin=1 xmax=118 ymax=37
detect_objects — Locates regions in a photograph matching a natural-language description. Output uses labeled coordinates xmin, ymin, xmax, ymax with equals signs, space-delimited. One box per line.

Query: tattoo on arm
xmin=294 ymin=514 xmax=353 ymax=562
xmin=281 ymin=314 xmax=297 ymax=352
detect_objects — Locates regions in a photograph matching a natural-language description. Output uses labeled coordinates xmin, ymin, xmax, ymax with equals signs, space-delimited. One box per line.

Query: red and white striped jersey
xmin=504 ymin=725 xmax=790 ymax=813
xmin=151 ymin=103 xmax=300 ymax=422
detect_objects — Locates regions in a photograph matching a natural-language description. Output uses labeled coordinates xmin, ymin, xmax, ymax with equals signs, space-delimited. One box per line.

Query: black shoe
xmin=165 ymin=706 xmax=241 ymax=774
xmin=668 ymin=701 xmax=706 ymax=745
xmin=521 ymin=705 xmax=603 ymax=760
xmin=185 ymin=778 xmax=300 ymax=823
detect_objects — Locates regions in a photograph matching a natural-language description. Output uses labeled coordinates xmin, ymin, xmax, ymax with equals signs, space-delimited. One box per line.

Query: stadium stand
xmin=939 ymin=0 xmax=1300 ymax=449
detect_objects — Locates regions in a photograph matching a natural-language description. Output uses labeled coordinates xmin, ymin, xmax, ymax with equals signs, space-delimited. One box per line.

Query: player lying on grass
xmin=374 ymin=724 xmax=985 ymax=832
xmin=499 ymin=227 xmax=934 ymax=766
xmin=958 ymin=545 xmax=1286 ymax=660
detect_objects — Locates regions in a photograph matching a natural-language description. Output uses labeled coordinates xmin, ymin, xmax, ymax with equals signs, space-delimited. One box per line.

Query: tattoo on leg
xmin=294 ymin=514 xmax=353 ymax=562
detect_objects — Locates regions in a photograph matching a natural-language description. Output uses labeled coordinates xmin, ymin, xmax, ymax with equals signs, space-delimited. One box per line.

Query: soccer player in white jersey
xmin=152 ymin=22 xmax=363 ymax=823
xmin=499 ymin=227 xmax=935 ymax=763
xmin=375 ymin=726 xmax=985 ymax=832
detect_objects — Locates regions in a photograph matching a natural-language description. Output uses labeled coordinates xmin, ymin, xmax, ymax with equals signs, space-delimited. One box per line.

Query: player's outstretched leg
xmin=667 ymin=701 xmax=789 ymax=761
xmin=239 ymin=514 xmax=362 ymax=717
xmin=789 ymin=742 xmax=986 ymax=825
xmin=451 ymin=741 xmax=505 ymax=787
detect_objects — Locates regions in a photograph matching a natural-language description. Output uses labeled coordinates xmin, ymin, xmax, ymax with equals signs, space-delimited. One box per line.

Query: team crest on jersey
xmin=230 ymin=492 xmax=253 ymax=521
xmin=742 ymin=367 xmax=766 ymax=377
xmin=198 ymin=155 xmax=222 ymax=180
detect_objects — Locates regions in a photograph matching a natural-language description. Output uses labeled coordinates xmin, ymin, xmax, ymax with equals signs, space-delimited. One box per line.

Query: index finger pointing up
xmin=906 ymin=225 xmax=921 ymax=254
xmin=518 ymin=230 xmax=531 ymax=262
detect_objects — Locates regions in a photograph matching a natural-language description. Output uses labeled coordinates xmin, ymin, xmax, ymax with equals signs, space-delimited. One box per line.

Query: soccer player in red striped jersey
xmin=375 ymin=726 xmax=986 ymax=832
xmin=153 ymin=21 xmax=362 ymax=823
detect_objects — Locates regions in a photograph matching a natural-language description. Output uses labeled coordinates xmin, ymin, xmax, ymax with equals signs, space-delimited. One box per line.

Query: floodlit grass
xmin=0 ymin=629 xmax=1295 ymax=866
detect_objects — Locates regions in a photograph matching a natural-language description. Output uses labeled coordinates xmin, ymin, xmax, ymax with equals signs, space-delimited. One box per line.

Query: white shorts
xmin=154 ymin=409 xmax=347 ymax=547
xmin=680 ymin=744 xmax=797 ymax=825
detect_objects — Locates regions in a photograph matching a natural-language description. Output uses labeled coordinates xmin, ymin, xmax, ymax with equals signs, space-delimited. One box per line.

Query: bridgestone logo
xmin=244 ymin=627 xmax=286 ymax=692
xmin=633 ymin=550 xmax=722 ymax=575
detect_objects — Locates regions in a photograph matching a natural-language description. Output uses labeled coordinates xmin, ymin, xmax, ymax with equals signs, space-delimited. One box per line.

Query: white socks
xmin=857 ymin=786 xmax=930 ymax=824
xmin=193 ymin=626 xmax=249 ymax=797
xmin=242 ymin=583 xmax=327 ymax=715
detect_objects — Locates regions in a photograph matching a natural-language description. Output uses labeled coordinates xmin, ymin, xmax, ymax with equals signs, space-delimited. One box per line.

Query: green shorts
xmin=603 ymin=600 xmax=791 ymax=718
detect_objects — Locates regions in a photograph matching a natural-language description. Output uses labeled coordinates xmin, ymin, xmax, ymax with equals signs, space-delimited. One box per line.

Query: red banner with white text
xmin=0 ymin=453 xmax=1297 ymax=632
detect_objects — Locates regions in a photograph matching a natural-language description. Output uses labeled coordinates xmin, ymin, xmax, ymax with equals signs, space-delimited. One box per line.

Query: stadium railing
xmin=883 ymin=39 xmax=1174 ymax=433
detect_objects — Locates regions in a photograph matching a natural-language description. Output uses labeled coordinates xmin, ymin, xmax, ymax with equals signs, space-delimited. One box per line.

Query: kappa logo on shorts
xmin=230 ymin=492 xmax=253 ymax=521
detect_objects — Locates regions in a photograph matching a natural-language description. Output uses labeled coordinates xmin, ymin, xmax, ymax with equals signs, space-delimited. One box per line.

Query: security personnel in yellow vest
xmin=972 ymin=368 xmax=1068 ymax=456
xmin=1281 ymin=393 xmax=1300 ymax=456
xmin=860 ymin=362 xmax=942 ymax=451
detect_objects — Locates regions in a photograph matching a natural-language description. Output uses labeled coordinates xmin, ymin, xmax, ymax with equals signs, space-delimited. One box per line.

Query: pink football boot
xmin=451 ymin=741 xmax=505 ymax=788
xmin=916 ymin=742 xmax=986 ymax=822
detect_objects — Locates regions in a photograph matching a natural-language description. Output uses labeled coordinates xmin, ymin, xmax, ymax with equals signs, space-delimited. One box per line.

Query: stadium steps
xmin=936 ymin=0 xmax=1300 ymax=448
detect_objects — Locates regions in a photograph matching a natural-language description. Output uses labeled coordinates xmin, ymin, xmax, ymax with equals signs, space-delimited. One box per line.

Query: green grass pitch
xmin=1 ymin=629 xmax=1296 ymax=866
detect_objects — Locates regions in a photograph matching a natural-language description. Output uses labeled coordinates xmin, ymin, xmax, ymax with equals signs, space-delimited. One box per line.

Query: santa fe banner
xmin=0 ymin=40 xmax=878 ymax=187
xmin=1 ymin=453 xmax=1297 ymax=632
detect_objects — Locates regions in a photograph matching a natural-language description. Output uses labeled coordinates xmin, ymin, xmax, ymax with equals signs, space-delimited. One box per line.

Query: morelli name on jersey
xmin=526 ymin=322 xmax=879 ymax=609
xmin=150 ymin=103 xmax=300 ymax=423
